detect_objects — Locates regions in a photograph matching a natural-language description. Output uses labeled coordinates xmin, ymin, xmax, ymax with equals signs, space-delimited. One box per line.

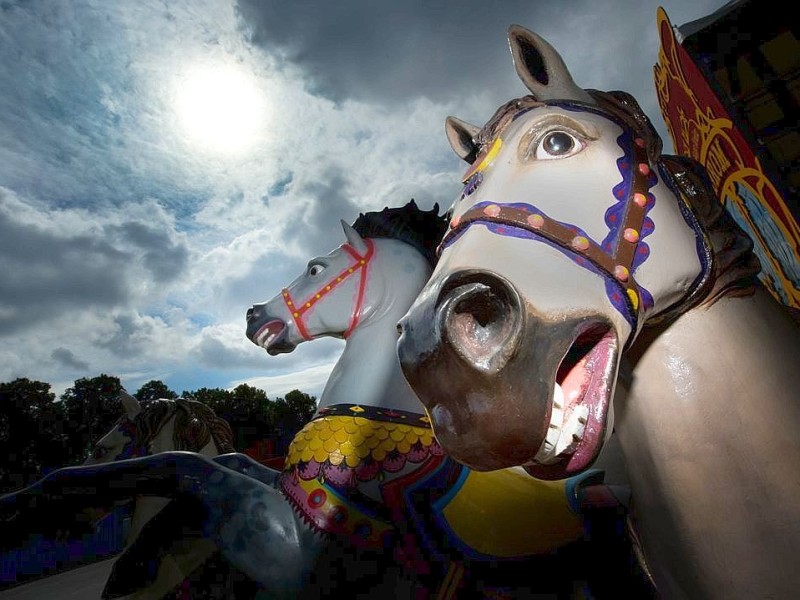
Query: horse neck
xmin=317 ymin=244 xmax=430 ymax=415
xmin=616 ymin=287 xmax=800 ymax=598
xmin=127 ymin=409 xmax=220 ymax=544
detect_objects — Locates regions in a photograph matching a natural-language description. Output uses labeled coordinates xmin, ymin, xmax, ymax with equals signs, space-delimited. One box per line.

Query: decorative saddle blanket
xmin=280 ymin=404 xmax=594 ymax=562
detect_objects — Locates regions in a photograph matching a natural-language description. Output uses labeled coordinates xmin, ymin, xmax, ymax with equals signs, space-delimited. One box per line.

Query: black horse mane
xmin=351 ymin=199 xmax=447 ymax=266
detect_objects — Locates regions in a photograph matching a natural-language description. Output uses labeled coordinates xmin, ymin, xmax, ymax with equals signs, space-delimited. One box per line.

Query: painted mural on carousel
xmin=654 ymin=7 xmax=800 ymax=308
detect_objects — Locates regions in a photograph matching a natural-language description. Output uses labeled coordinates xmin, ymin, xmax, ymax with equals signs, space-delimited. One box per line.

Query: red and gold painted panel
xmin=654 ymin=7 xmax=800 ymax=307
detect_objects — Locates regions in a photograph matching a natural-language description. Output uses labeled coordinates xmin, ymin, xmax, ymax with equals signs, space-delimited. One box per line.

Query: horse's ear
xmin=120 ymin=389 xmax=141 ymax=419
xmin=507 ymin=24 xmax=594 ymax=104
xmin=341 ymin=220 xmax=368 ymax=254
xmin=445 ymin=116 xmax=481 ymax=163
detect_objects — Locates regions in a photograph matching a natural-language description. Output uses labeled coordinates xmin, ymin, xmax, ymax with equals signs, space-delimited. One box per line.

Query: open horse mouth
xmin=524 ymin=324 xmax=618 ymax=480
xmin=398 ymin=269 xmax=619 ymax=479
xmin=250 ymin=319 xmax=294 ymax=355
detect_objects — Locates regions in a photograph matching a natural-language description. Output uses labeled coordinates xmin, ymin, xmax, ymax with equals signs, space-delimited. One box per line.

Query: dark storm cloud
xmin=97 ymin=314 xmax=143 ymax=356
xmin=234 ymin=0 xmax=556 ymax=105
xmin=288 ymin=170 xmax=362 ymax=255
xmin=113 ymin=221 xmax=190 ymax=283
xmin=51 ymin=347 xmax=90 ymax=371
xmin=0 ymin=190 xmax=190 ymax=337
xmin=232 ymin=0 xmax=688 ymax=146
xmin=0 ymin=203 xmax=131 ymax=335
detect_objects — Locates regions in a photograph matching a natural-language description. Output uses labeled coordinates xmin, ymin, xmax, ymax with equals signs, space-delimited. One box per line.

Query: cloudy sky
xmin=0 ymin=0 xmax=729 ymax=400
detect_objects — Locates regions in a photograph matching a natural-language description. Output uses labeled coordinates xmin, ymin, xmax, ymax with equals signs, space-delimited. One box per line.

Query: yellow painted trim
xmin=462 ymin=138 xmax=503 ymax=183
xmin=440 ymin=467 xmax=583 ymax=556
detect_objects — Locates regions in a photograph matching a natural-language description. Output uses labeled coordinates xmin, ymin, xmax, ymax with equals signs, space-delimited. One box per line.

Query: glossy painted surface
xmin=398 ymin=23 xmax=800 ymax=599
xmin=399 ymin=25 xmax=708 ymax=480
xmin=245 ymin=206 xmax=632 ymax=568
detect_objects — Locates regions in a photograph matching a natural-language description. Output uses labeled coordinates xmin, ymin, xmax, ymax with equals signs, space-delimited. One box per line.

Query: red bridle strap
xmin=282 ymin=239 xmax=375 ymax=341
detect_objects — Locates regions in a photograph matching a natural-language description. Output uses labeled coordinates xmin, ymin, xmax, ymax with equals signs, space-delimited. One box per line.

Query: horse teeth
xmin=533 ymin=384 xmax=566 ymax=463
xmin=257 ymin=331 xmax=275 ymax=348
xmin=553 ymin=406 xmax=588 ymax=456
xmin=533 ymin=387 xmax=589 ymax=465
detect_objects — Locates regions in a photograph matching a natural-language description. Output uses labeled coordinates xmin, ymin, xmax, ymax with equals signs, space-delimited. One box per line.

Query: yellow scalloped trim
xmin=286 ymin=416 xmax=434 ymax=468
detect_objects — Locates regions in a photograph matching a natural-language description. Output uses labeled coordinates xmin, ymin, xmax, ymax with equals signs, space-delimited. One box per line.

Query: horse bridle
xmin=439 ymin=103 xmax=658 ymax=331
xmin=111 ymin=415 xmax=148 ymax=459
xmin=282 ymin=239 xmax=375 ymax=341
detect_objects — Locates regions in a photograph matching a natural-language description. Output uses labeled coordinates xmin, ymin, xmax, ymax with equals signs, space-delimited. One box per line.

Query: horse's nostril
xmin=246 ymin=305 xmax=261 ymax=322
xmin=438 ymin=271 xmax=522 ymax=373
xmin=450 ymin=285 xmax=506 ymax=341
xmin=456 ymin=286 xmax=503 ymax=326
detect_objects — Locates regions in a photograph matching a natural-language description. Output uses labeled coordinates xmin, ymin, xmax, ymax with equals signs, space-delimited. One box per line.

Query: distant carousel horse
xmin=86 ymin=391 xmax=234 ymax=542
xmin=84 ymin=391 xmax=263 ymax=600
xmin=397 ymin=25 xmax=800 ymax=599
xmin=244 ymin=199 xmax=647 ymax=596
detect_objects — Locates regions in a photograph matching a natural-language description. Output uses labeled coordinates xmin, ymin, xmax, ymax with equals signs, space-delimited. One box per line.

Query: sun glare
xmin=174 ymin=65 xmax=266 ymax=154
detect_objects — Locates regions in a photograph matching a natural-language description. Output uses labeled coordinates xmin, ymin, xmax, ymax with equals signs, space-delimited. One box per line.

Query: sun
xmin=174 ymin=65 xmax=266 ymax=154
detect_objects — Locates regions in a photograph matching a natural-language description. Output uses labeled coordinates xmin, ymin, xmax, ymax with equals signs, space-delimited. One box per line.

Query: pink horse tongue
xmin=561 ymin=354 xmax=591 ymax=414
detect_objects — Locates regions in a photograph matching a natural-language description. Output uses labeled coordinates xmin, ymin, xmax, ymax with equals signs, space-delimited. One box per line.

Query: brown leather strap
xmin=440 ymin=133 xmax=654 ymax=317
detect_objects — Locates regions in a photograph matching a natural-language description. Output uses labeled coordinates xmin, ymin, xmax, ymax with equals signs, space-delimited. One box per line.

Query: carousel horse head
xmin=246 ymin=200 xmax=446 ymax=355
xmin=82 ymin=389 xmax=239 ymax=596
xmin=397 ymin=25 xmax=741 ymax=480
xmin=85 ymin=389 xmax=235 ymax=465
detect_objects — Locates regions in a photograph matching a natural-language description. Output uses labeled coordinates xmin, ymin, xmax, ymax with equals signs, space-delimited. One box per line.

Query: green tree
xmin=61 ymin=374 xmax=123 ymax=464
xmin=283 ymin=389 xmax=317 ymax=424
xmin=134 ymin=380 xmax=177 ymax=402
xmin=230 ymin=384 xmax=272 ymax=449
xmin=271 ymin=389 xmax=317 ymax=454
xmin=185 ymin=385 xmax=276 ymax=450
xmin=0 ymin=378 xmax=67 ymax=493
xmin=182 ymin=387 xmax=235 ymax=414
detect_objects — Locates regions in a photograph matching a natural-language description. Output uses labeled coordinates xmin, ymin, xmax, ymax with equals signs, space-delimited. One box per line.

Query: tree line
xmin=0 ymin=375 xmax=317 ymax=494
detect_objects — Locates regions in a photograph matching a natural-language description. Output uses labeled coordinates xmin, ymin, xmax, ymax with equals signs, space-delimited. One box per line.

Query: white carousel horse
xmin=397 ymin=24 xmax=800 ymax=600
xmin=245 ymin=200 xmax=646 ymax=596
xmin=85 ymin=392 xmax=242 ymax=599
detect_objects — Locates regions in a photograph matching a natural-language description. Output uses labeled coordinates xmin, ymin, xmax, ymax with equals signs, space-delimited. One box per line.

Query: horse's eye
xmin=308 ymin=263 xmax=325 ymax=276
xmin=543 ymin=132 xmax=574 ymax=155
xmin=527 ymin=129 xmax=585 ymax=160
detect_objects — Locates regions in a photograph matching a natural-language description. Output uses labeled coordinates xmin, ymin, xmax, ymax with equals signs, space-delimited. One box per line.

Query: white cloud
xmin=232 ymin=361 xmax=337 ymax=400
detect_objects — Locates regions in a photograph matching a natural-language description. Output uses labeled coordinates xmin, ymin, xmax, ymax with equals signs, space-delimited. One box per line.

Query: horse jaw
xmin=524 ymin=324 xmax=619 ymax=480
xmin=251 ymin=318 xmax=295 ymax=355
xmin=398 ymin=264 xmax=621 ymax=478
